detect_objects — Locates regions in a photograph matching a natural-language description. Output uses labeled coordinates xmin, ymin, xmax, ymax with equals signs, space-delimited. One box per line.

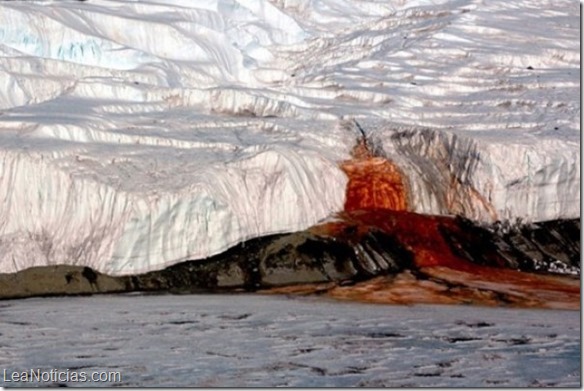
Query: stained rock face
xmin=266 ymin=213 xmax=581 ymax=309
xmin=0 ymin=211 xmax=579 ymax=307
xmin=1 ymin=129 xmax=579 ymax=307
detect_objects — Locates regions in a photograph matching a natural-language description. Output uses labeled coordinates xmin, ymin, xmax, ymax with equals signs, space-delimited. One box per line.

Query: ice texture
xmin=0 ymin=0 xmax=579 ymax=274
xmin=0 ymin=295 xmax=580 ymax=387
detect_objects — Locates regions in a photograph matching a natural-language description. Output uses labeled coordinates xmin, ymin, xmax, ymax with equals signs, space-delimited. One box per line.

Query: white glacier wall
xmin=368 ymin=125 xmax=580 ymax=222
xmin=0 ymin=0 xmax=579 ymax=274
xmin=0 ymin=138 xmax=347 ymax=275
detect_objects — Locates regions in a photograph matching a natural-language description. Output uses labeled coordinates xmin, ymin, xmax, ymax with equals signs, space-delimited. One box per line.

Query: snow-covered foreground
xmin=0 ymin=0 xmax=579 ymax=276
xmin=0 ymin=294 xmax=580 ymax=387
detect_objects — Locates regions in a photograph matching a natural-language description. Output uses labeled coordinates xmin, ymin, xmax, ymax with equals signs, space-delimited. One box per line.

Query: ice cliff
xmin=0 ymin=0 xmax=579 ymax=275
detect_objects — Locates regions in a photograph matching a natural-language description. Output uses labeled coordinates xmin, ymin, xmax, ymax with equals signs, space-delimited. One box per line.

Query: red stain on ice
xmin=339 ymin=140 xmax=465 ymax=269
xmin=322 ymin=141 xmax=581 ymax=308
xmin=341 ymin=140 xmax=408 ymax=212
xmin=306 ymin=209 xmax=579 ymax=309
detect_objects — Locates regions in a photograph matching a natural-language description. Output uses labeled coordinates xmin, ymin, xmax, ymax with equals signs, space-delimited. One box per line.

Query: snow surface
xmin=0 ymin=0 xmax=579 ymax=274
xmin=0 ymin=294 xmax=580 ymax=387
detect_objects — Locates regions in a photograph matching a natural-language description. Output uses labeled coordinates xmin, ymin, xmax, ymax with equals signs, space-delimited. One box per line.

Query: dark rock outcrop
xmin=0 ymin=213 xmax=579 ymax=300
xmin=442 ymin=217 xmax=580 ymax=275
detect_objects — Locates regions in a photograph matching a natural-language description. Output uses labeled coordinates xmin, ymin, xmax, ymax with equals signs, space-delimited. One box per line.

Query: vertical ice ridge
xmin=370 ymin=125 xmax=580 ymax=223
xmin=0 ymin=144 xmax=347 ymax=275
xmin=0 ymin=150 xmax=135 ymax=273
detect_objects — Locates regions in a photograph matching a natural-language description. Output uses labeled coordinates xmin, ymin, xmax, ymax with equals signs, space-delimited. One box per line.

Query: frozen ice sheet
xmin=0 ymin=294 xmax=580 ymax=387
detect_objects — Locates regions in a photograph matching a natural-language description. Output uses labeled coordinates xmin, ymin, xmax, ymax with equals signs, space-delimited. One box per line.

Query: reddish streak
xmin=309 ymin=210 xmax=579 ymax=308
xmin=315 ymin=210 xmax=476 ymax=270
xmin=341 ymin=141 xmax=408 ymax=212
xmin=327 ymin=145 xmax=580 ymax=308
xmin=339 ymin=141 xmax=468 ymax=269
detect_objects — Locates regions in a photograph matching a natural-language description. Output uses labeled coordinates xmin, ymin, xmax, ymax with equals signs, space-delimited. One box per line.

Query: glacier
xmin=0 ymin=0 xmax=579 ymax=275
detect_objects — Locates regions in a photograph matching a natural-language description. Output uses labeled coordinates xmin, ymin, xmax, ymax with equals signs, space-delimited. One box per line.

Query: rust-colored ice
xmin=341 ymin=140 xmax=409 ymax=212
xmin=276 ymin=144 xmax=581 ymax=309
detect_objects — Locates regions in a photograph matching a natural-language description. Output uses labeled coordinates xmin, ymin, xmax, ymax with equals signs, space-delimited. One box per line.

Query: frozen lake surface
xmin=0 ymin=294 xmax=580 ymax=387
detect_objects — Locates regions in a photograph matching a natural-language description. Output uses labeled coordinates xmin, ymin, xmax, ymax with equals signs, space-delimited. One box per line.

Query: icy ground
xmin=0 ymin=295 xmax=580 ymax=387
xmin=0 ymin=0 xmax=580 ymax=275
